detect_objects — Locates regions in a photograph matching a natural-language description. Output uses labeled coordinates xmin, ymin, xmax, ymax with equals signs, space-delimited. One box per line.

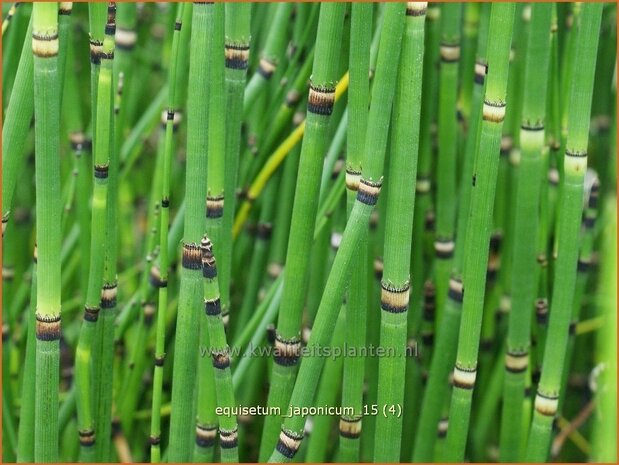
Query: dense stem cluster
xmin=1 ymin=2 xmax=615 ymax=464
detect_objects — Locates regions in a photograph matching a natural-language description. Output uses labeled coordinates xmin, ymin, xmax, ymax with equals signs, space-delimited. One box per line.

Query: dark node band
xmin=195 ymin=424 xmax=217 ymax=448
xmin=521 ymin=123 xmax=544 ymax=132
xmin=308 ymin=83 xmax=336 ymax=116
xmin=94 ymin=164 xmax=109 ymax=179
xmin=205 ymin=298 xmax=221 ymax=316
xmin=257 ymin=223 xmax=273 ymax=240
xmin=276 ymin=429 xmax=303 ymax=459
xmin=480 ymin=338 xmax=493 ymax=351
xmin=286 ymin=89 xmax=301 ymax=107
xmin=149 ymin=435 xmax=161 ymax=446
xmin=101 ymin=283 xmax=118 ymax=309
xmin=583 ymin=215 xmax=596 ymax=229
xmin=569 ymin=320 xmax=577 ymax=335
xmin=339 ymin=416 xmax=362 ymax=439
xmin=212 ymin=351 xmax=231 ymax=369
xmin=35 ymin=313 xmax=62 ymax=341
xmin=453 ymin=365 xmax=477 ymax=390
xmin=32 ymin=32 xmax=59 ymax=42
xmin=421 ymin=332 xmax=434 ymax=346
xmin=266 ymin=324 xmax=276 ymax=345
xmin=380 ymin=281 xmax=410 ymax=314
xmin=406 ymin=4 xmax=427 ymax=17
xmin=440 ymin=42 xmax=461 ymax=63
xmin=174 ymin=20 xmax=182 ymax=31
xmin=220 ymin=428 xmax=239 ymax=449
xmin=79 ymin=429 xmax=96 ymax=446
xmin=100 ymin=51 xmax=115 ymax=60
xmin=577 ymin=258 xmax=591 ymax=272
xmin=273 ymin=334 xmax=301 ymax=366
xmin=84 ymin=306 xmax=100 ymax=322
xmin=149 ymin=266 xmax=167 ymax=288
xmin=143 ymin=302 xmax=155 ymax=326
xmin=535 ymin=299 xmax=548 ymax=325
xmin=434 ymin=239 xmax=454 ymax=259
xmin=357 ymin=178 xmax=382 ymax=206
xmin=437 ymin=419 xmax=448 ymax=438
xmin=154 ymin=354 xmax=165 ymax=367
xmin=474 ymin=73 xmax=485 ymax=85
xmin=161 ymin=197 xmax=170 ymax=208
xmin=448 ymin=278 xmax=464 ymax=303
xmin=167 ymin=110 xmax=174 ymax=121
xmin=59 ymin=5 xmax=73 ymax=15
xmin=203 ymin=263 xmax=218 ymax=279
xmin=182 ymin=243 xmax=202 ymax=270
xmin=105 ymin=24 xmax=116 ymax=36
xmin=566 ymin=149 xmax=587 ymax=158
xmin=505 ymin=351 xmax=529 ymax=373
xmin=257 ymin=58 xmax=276 ymax=79
xmin=225 ymin=43 xmax=250 ymax=70
xmin=206 ymin=196 xmax=224 ymax=218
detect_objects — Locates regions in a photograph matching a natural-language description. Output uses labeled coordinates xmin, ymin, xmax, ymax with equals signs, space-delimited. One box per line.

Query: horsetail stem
xmin=259 ymin=3 xmax=346 ymax=460
xmin=338 ymin=3 xmax=372 ymax=462
xmin=526 ymin=4 xmax=603 ymax=460
xmin=150 ymin=4 xmax=185 ymax=462
xmin=268 ymin=4 xmax=406 ymax=462
xmin=32 ymin=2 xmax=61 ymax=461
xmin=412 ymin=5 xmax=489 ymax=460
xmin=434 ymin=3 xmax=461 ymax=330
xmin=194 ymin=5 xmax=222 ymax=461
xmin=220 ymin=2 xmax=251 ymax=326
xmin=373 ymin=3 xmax=426 ymax=462
xmin=243 ymin=3 xmax=293 ymax=111
xmin=167 ymin=3 xmax=210 ymax=460
xmin=200 ymin=236 xmax=239 ymax=462
xmin=443 ymin=4 xmax=515 ymax=460
xmin=2 ymin=2 xmax=614 ymax=463
xmin=499 ymin=4 xmax=552 ymax=461
xmin=2 ymin=16 xmax=33 ymax=235
xmin=74 ymin=4 xmax=115 ymax=461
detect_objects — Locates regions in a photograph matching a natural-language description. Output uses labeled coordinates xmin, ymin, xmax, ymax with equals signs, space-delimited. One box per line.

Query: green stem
xmin=259 ymin=4 xmax=346 ymax=460
xmin=32 ymin=3 xmax=61 ymax=461
xmin=499 ymin=4 xmax=552 ymax=461
xmin=526 ymin=4 xmax=602 ymax=460
xmin=374 ymin=3 xmax=425 ymax=461
xmin=268 ymin=4 xmax=405 ymax=461
xmin=443 ymin=4 xmax=515 ymax=460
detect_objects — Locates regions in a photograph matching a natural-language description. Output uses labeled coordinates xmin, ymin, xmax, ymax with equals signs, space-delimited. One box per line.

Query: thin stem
xmin=526 ymin=4 xmax=602 ymax=460
xmin=374 ymin=3 xmax=426 ymax=461
xmin=32 ymin=2 xmax=61 ymax=461
xmin=443 ymin=4 xmax=515 ymax=460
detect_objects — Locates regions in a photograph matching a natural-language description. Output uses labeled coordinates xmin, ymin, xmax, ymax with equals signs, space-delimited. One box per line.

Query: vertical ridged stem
xmin=338 ymin=3 xmax=371 ymax=462
xmin=149 ymin=5 xmax=184 ymax=462
xmin=374 ymin=3 xmax=426 ymax=462
xmin=2 ymin=17 xmax=33 ymax=236
xmin=167 ymin=3 xmax=209 ymax=461
xmin=443 ymin=4 xmax=515 ymax=460
xmin=526 ymin=4 xmax=602 ymax=460
xmin=17 ymin=249 xmax=37 ymax=462
xmin=412 ymin=5 xmax=489 ymax=460
xmin=94 ymin=5 xmax=117 ymax=461
xmin=499 ymin=4 xmax=552 ymax=462
xmin=220 ymin=2 xmax=251 ymax=325
xmin=434 ymin=3 xmax=461 ymax=330
xmin=200 ymin=237 xmax=239 ymax=462
xmin=74 ymin=4 xmax=113 ymax=461
xmin=268 ymin=4 xmax=405 ymax=462
xmin=32 ymin=3 xmax=61 ymax=462
xmin=243 ymin=3 xmax=293 ymax=111
xmin=259 ymin=3 xmax=346 ymax=460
